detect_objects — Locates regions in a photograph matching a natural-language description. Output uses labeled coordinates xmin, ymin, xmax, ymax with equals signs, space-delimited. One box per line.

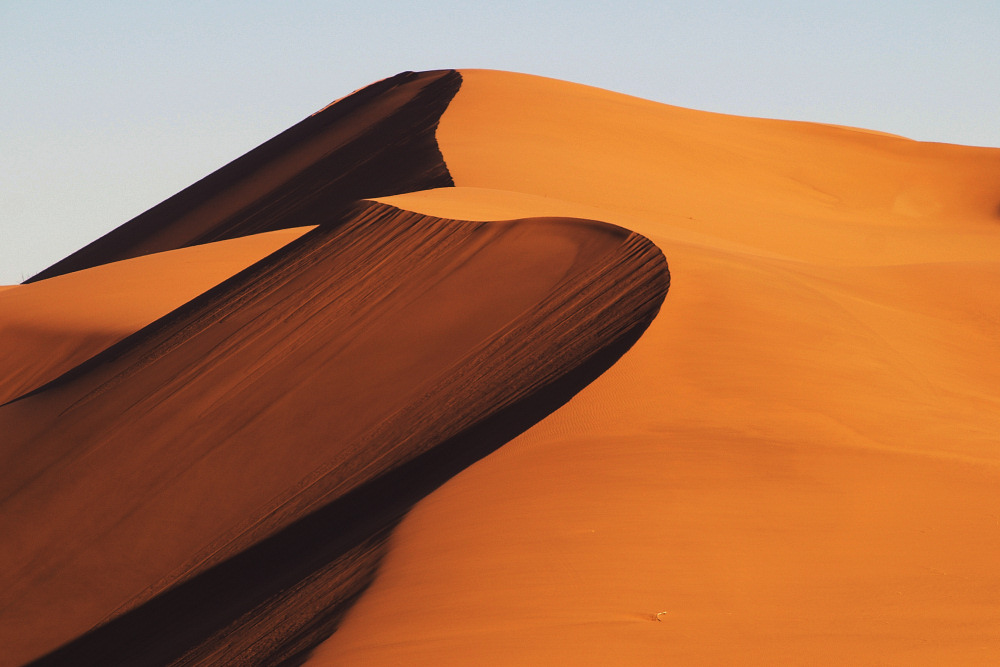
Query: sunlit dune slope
xmin=1 ymin=201 xmax=667 ymax=666
xmin=311 ymin=70 xmax=1000 ymax=665
xmin=0 ymin=227 xmax=311 ymax=404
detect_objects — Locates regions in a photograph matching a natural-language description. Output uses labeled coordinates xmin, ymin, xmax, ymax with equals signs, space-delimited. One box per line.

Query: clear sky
xmin=2 ymin=1 xmax=999 ymax=284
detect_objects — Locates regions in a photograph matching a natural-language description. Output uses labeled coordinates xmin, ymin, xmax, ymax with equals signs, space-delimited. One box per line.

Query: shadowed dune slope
xmin=26 ymin=70 xmax=461 ymax=282
xmin=2 ymin=201 xmax=668 ymax=666
xmin=310 ymin=70 xmax=1000 ymax=665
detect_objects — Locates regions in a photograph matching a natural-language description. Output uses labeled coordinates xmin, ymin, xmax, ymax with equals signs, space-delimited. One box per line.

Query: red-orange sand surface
xmin=2 ymin=70 xmax=998 ymax=666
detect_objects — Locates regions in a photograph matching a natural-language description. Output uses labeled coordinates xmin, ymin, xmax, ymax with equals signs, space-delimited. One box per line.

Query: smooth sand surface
xmin=0 ymin=228 xmax=312 ymax=405
xmin=310 ymin=70 xmax=1000 ymax=665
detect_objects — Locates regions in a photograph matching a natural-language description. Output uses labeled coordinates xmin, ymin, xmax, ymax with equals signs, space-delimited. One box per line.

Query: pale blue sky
xmin=2 ymin=1 xmax=998 ymax=283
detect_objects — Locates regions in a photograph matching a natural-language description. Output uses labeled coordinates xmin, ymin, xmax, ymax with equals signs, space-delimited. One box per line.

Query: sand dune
xmin=2 ymin=69 xmax=998 ymax=665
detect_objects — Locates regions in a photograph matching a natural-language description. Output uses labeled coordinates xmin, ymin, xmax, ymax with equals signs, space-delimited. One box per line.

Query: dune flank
xmin=3 ymin=68 xmax=998 ymax=666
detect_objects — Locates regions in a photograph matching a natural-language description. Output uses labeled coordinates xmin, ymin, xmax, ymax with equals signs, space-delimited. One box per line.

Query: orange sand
xmin=310 ymin=70 xmax=1000 ymax=664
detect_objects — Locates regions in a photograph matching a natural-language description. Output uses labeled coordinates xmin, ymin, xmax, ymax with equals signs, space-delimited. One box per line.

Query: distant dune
xmin=2 ymin=70 xmax=998 ymax=666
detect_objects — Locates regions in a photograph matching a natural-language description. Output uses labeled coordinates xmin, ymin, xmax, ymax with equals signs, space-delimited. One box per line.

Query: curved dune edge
xmin=3 ymin=201 xmax=668 ymax=666
xmin=309 ymin=71 xmax=1000 ymax=665
xmin=0 ymin=226 xmax=313 ymax=405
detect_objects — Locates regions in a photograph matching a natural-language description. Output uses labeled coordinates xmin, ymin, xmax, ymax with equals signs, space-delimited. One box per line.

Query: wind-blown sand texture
xmin=2 ymin=69 xmax=998 ymax=665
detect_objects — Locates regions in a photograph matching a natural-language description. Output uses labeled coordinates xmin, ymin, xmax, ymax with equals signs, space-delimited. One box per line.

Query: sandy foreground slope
xmin=309 ymin=71 xmax=1000 ymax=665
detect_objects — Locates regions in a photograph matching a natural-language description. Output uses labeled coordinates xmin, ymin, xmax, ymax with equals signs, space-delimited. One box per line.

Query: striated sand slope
xmin=2 ymin=68 xmax=998 ymax=667
xmin=1 ymin=199 xmax=666 ymax=665
xmin=311 ymin=70 xmax=1000 ymax=665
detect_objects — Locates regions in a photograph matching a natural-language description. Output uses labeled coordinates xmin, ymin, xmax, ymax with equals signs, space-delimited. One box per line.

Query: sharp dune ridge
xmin=2 ymin=67 xmax=999 ymax=666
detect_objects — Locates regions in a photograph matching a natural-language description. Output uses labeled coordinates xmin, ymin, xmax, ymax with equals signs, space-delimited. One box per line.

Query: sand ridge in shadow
xmin=308 ymin=70 xmax=1000 ymax=666
xmin=27 ymin=70 xmax=462 ymax=282
xmin=3 ymin=202 xmax=669 ymax=666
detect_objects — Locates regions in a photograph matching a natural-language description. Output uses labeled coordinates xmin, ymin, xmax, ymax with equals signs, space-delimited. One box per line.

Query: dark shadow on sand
xmin=26 ymin=320 xmax=654 ymax=667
